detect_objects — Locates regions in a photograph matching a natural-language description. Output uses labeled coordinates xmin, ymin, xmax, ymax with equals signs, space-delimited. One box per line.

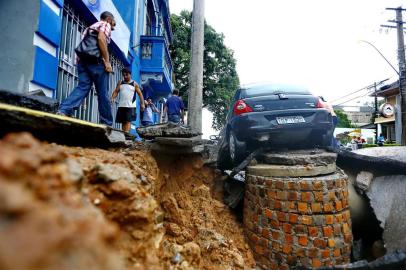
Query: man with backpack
xmin=110 ymin=68 xmax=145 ymax=132
xmin=57 ymin=11 xmax=116 ymax=126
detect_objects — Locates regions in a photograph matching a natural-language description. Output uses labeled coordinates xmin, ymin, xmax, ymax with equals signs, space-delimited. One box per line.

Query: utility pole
xmin=374 ymin=82 xmax=379 ymax=143
xmin=188 ymin=0 xmax=205 ymax=133
xmin=382 ymin=7 xmax=406 ymax=145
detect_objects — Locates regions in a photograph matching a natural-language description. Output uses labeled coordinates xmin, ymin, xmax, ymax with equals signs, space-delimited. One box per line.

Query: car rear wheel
xmin=229 ymin=130 xmax=246 ymax=165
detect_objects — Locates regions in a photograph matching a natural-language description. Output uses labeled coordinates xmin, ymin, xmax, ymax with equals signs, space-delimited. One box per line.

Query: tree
xmin=335 ymin=109 xmax=353 ymax=128
xmin=170 ymin=11 xmax=240 ymax=130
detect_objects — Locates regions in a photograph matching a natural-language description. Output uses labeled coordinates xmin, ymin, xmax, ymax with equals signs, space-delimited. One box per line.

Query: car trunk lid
xmin=243 ymin=94 xmax=319 ymax=112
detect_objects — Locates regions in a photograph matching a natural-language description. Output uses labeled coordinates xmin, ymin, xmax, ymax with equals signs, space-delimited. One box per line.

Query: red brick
xmin=288 ymin=191 xmax=298 ymax=201
xmin=328 ymin=191 xmax=336 ymax=201
xmin=289 ymin=213 xmax=299 ymax=224
xmin=282 ymin=244 xmax=292 ymax=254
xmin=343 ymin=223 xmax=351 ymax=234
xmin=334 ymin=224 xmax=342 ymax=235
xmin=253 ymin=214 xmax=259 ymax=223
xmin=272 ymin=241 xmax=280 ymax=252
xmin=270 ymin=219 xmax=279 ymax=229
xmin=262 ymin=228 xmax=270 ymax=238
xmin=286 ymin=255 xmax=297 ymax=266
xmin=333 ymin=248 xmax=341 ymax=257
xmin=296 ymin=248 xmax=306 ymax=257
xmin=328 ymin=238 xmax=335 ymax=247
xmin=335 ymin=213 xmax=343 ymax=223
xmin=255 ymin=245 xmax=265 ymax=255
xmin=272 ymin=231 xmax=280 ymax=240
xmin=314 ymin=191 xmax=324 ymax=202
xmin=302 ymin=215 xmax=312 ymax=225
xmin=274 ymin=201 xmax=282 ymax=210
xmin=259 ymin=237 xmax=269 ymax=248
xmin=283 ymin=223 xmax=292 ymax=233
xmin=344 ymin=233 xmax=352 ymax=243
xmin=324 ymin=203 xmax=334 ymax=212
xmin=308 ymin=226 xmax=319 ymax=237
xmin=335 ymin=201 xmax=343 ymax=211
xmin=321 ymin=249 xmax=330 ymax=259
xmin=267 ymin=190 xmax=277 ymax=199
xmin=301 ymin=192 xmax=313 ymax=202
xmin=298 ymin=235 xmax=308 ymax=246
xmin=312 ymin=259 xmax=323 ymax=268
xmin=294 ymin=225 xmax=307 ymax=234
xmin=264 ymin=208 xmax=273 ymax=219
xmin=289 ymin=201 xmax=297 ymax=211
xmin=326 ymin=214 xmax=334 ymax=224
xmin=277 ymin=211 xmax=287 ymax=222
xmin=323 ymin=226 xmax=334 ymax=237
xmin=326 ymin=180 xmax=335 ymax=189
xmin=314 ymin=238 xmax=327 ymax=248
xmin=298 ymin=202 xmax=308 ymax=213
xmin=311 ymin=203 xmax=322 ymax=213
xmin=308 ymin=248 xmax=319 ymax=258
xmin=275 ymin=180 xmax=285 ymax=189
xmin=279 ymin=264 xmax=289 ymax=270
xmin=250 ymin=233 xmax=260 ymax=244
xmin=270 ymin=260 xmax=279 ymax=270
xmin=287 ymin=181 xmax=299 ymax=190
xmin=299 ymin=181 xmax=309 ymax=190
xmin=277 ymin=190 xmax=287 ymax=200
xmin=285 ymin=234 xmax=294 ymax=244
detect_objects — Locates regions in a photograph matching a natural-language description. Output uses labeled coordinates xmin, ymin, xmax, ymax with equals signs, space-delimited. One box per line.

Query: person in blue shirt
xmin=164 ymin=89 xmax=185 ymax=124
xmin=377 ymin=133 xmax=385 ymax=146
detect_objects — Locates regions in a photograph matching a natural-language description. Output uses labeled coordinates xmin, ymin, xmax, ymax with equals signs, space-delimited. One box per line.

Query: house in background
xmin=372 ymin=81 xmax=401 ymax=144
xmin=0 ymin=0 xmax=173 ymax=130
xmin=334 ymin=105 xmax=374 ymax=127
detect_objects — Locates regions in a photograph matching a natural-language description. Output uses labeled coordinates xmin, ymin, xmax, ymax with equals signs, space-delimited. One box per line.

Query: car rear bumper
xmin=230 ymin=109 xmax=333 ymax=143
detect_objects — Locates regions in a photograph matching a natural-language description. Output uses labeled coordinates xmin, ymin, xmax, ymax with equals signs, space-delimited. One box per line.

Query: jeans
xmin=168 ymin=114 xmax=180 ymax=123
xmin=142 ymin=120 xmax=154 ymax=126
xmin=59 ymin=61 xmax=113 ymax=126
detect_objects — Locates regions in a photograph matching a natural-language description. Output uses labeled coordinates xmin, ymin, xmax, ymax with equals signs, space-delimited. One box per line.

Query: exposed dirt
xmin=0 ymin=133 xmax=254 ymax=270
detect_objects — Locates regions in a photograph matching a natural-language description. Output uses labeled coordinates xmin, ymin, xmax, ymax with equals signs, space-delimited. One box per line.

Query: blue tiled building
xmin=0 ymin=0 xmax=173 ymax=129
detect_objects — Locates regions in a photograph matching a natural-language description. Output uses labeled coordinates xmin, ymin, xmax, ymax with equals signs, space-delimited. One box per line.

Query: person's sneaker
xmin=56 ymin=111 xmax=67 ymax=117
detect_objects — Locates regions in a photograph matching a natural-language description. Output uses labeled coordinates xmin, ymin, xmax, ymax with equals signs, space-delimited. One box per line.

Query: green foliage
xmin=335 ymin=109 xmax=353 ymax=128
xmin=170 ymin=11 xmax=240 ymax=130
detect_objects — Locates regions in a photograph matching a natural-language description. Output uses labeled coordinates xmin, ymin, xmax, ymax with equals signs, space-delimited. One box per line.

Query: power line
xmin=330 ymin=78 xmax=389 ymax=104
xmin=333 ymin=90 xmax=375 ymax=106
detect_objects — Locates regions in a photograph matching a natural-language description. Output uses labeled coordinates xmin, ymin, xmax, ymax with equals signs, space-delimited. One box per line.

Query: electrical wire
xmin=333 ymin=90 xmax=375 ymax=106
xmin=330 ymin=78 xmax=389 ymax=104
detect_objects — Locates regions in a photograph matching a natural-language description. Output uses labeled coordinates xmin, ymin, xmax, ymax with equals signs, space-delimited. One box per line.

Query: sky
xmin=169 ymin=0 xmax=405 ymax=136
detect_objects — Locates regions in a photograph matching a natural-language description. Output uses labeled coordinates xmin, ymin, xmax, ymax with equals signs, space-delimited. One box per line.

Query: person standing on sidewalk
xmin=110 ymin=68 xmax=145 ymax=132
xmin=141 ymin=97 xmax=159 ymax=126
xmin=163 ymin=89 xmax=184 ymax=124
xmin=57 ymin=11 xmax=116 ymax=126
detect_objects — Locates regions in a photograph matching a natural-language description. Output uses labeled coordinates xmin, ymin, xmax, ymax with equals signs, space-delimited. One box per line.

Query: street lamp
xmin=358 ymin=40 xmax=399 ymax=75
xmin=358 ymin=40 xmax=399 ymax=143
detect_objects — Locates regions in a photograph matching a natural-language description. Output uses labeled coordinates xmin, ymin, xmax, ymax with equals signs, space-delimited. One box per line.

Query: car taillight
xmin=316 ymin=98 xmax=325 ymax=108
xmin=233 ymin=99 xmax=253 ymax=115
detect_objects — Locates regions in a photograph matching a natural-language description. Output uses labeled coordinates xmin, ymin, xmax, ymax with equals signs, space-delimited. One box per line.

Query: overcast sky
xmin=170 ymin=0 xmax=405 ymax=106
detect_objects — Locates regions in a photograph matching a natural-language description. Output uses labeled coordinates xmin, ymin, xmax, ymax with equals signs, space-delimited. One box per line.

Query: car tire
xmin=229 ymin=130 xmax=247 ymax=165
xmin=217 ymin=144 xmax=232 ymax=171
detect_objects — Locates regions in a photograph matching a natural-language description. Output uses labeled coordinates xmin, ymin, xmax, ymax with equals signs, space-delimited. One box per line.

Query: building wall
xmin=0 ymin=0 xmax=40 ymax=93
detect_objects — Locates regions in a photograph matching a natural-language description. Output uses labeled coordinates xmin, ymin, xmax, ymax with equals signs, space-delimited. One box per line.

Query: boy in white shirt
xmin=111 ymin=68 xmax=145 ymax=132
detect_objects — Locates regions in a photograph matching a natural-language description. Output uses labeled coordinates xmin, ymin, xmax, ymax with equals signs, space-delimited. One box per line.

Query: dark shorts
xmin=116 ymin=107 xmax=136 ymax=123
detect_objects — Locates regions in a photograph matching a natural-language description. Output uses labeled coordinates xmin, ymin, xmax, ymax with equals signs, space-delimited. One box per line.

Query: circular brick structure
xmin=243 ymin=171 xmax=353 ymax=269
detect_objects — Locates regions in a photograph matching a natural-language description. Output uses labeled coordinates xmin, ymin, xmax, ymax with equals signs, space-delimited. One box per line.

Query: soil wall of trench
xmin=0 ymin=132 xmax=255 ymax=270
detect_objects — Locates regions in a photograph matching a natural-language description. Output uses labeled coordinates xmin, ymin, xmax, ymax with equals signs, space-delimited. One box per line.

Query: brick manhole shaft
xmin=243 ymin=151 xmax=353 ymax=269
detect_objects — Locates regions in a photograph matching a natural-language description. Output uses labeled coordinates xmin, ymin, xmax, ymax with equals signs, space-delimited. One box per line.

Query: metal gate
xmin=56 ymin=2 xmax=124 ymax=128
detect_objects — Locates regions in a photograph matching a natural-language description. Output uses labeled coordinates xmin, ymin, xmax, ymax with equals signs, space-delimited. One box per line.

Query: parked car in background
xmin=217 ymin=83 xmax=334 ymax=169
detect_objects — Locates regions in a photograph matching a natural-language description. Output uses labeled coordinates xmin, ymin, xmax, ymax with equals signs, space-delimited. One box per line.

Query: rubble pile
xmin=0 ymin=133 xmax=254 ymax=270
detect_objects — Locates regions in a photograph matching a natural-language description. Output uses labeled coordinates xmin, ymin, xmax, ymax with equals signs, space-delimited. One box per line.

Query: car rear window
xmin=241 ymin=84 xmax=311 ymax=98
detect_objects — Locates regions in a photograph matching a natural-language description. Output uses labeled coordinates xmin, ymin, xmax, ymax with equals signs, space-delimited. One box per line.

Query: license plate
xmin=276 ymin=116 xmax=305 ymax=124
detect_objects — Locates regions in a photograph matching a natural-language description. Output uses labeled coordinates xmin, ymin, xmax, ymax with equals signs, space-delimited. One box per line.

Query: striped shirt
xmin=82 ymin=21 xmax=112 ymax=43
